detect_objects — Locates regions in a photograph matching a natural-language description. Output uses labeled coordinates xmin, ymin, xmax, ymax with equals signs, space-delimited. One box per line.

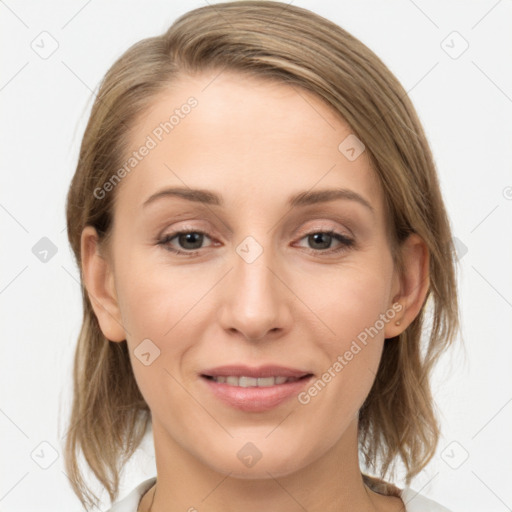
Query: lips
xmin=206 ymin=375 xmax=297 ymax=387
xmin=199 ymin=365 xmax=314 ymax=412
xmin=201 ymin=364 xmax=311 ymax=379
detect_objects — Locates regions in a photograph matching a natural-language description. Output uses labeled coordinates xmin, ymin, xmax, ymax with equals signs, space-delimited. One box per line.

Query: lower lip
xmin=200 ymin=375 xmax=313 ymax=412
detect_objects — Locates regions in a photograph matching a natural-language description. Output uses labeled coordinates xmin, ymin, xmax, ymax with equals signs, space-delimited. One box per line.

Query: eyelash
xmin=157 ymin=229 xmax=355 ymax=257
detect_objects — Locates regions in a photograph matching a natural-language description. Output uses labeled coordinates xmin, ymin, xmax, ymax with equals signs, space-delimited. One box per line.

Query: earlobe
xmin=80 ymin=226 xmax=126 ymax=342
xmin=384 ymin=233 xmax=430 ymax=339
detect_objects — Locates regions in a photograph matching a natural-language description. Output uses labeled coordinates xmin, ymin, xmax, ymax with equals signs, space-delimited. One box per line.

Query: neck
xmin=139 ymin=418 xmax=402 ymax=512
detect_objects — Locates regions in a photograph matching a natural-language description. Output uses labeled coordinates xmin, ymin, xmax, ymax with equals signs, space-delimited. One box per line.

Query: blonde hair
xmin=63 ymin=1 xmax=460 ymax=508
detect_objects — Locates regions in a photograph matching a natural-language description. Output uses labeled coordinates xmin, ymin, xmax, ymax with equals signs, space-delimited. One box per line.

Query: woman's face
xmin=88 ymin=71 xmax=406 ymax=479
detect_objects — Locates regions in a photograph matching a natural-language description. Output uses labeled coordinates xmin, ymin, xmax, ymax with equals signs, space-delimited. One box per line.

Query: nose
xmin=217 ymin=240 xmax=292 ymax=342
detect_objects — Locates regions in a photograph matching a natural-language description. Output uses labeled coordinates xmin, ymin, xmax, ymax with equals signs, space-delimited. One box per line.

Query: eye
xmin=157 ymin=230 xmax=213 ymax=255
xmin=296 ymin=230 xmax=355 ymax=255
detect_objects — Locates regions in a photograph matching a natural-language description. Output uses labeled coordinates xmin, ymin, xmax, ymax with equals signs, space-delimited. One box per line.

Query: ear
xmin=80 ymin=225 xmax=126 ymax=342
xmin=384 ymin=233 xmax=430 ymax=339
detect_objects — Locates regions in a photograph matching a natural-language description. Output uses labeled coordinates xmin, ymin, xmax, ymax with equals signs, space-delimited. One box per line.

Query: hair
xmin=63 ymin=1 xmax=461 ymax=509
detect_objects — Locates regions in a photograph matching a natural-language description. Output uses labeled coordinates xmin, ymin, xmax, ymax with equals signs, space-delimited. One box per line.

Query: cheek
xmin=298 ymin=258 xmax=392 ymax=404
xmin=299 ymin=260 xmax=393 ymax=345
xmin=113 ymin=251 xmax=208 ymax=393
xmin=115 ymin=271 xmax=199 ymax=416
xmin=115 ymin=248 xmax=205 ymax=340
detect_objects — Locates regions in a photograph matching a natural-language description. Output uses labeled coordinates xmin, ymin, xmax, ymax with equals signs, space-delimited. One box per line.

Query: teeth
xmin=257 ymin=377 xmax=276 ymax=386
xmin=210 ymin=375 xmax=301 ymax=387
xmin=239 ymin=376 xmax=258 ymax=387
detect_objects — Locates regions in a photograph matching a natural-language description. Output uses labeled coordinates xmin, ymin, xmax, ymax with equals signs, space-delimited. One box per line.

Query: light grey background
xmin=1 ymin=1 xmax=511 ymax=511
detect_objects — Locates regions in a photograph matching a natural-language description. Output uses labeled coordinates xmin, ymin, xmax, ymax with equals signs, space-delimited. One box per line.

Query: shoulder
xmin=400 ymin=487 xmax=453 ymax=512
xmin=105 ymin=477 xmax=157 ymax=512
xmin=362 ymin=473 xmax=452 ymax=512
xmin=105 ymin=476 xmax=452 ymax=512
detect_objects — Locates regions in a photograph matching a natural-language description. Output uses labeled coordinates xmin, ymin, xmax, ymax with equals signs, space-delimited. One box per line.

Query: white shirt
xmin=105 ymin=477 xmax=452 ymax=511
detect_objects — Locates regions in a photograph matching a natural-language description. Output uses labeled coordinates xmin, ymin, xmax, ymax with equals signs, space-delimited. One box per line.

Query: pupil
xmin=179 ymin=232 xmax=203 ymax=249
xmin=310 ymin=233 xmax=331 ymax=249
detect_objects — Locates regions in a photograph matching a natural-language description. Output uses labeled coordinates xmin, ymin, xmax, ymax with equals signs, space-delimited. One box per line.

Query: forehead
xmin=114 ymin=70 xmax=384 ymax=218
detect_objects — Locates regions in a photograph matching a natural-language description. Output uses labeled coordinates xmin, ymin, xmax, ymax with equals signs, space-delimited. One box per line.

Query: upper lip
xmin=201 ymin=365 xmax=313 ymax=379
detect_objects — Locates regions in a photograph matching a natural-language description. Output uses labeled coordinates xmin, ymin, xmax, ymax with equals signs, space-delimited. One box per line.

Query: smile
xmin=200 ymin=372 xmax=314 ymax=412
xmin=205 ymin=375 xmax=303 ymax=387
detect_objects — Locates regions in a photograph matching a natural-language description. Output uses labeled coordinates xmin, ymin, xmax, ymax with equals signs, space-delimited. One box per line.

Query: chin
xmin=204 ymin=450 xmax=309 ymax=480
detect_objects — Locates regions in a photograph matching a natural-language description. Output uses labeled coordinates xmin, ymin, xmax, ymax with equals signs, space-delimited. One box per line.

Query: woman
xmin=63 ymin=2 xmax=459 ymax=511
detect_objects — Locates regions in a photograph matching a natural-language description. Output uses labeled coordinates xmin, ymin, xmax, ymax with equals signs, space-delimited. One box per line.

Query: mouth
xmin=199 ymin=365 xmax=314 ymax=412
xmin=201 ymin=374 xmax=311 ymax=387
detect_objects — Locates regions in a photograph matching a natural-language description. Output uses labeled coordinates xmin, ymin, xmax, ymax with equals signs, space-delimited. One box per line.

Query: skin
xmin=81 ymin=70 xmax=429 ymax=512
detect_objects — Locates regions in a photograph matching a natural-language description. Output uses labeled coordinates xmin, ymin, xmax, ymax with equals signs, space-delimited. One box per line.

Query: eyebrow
xmin=142 ymin=186 xmax=374 ymax=214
